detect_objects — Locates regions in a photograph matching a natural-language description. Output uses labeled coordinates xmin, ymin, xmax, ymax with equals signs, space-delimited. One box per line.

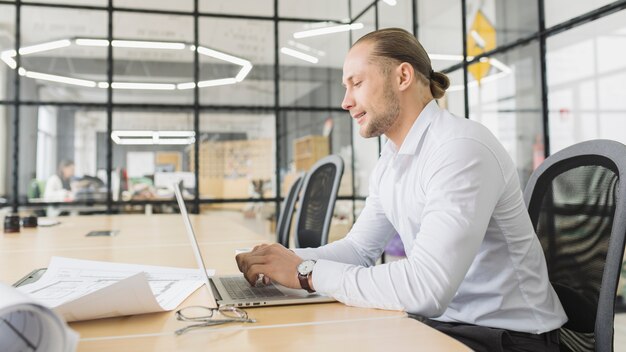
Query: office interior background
xmin=1 ymin=0 xmax=625 ymax=293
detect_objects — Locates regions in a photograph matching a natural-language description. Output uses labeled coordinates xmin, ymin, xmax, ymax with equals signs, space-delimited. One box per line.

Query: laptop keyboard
xmin=221 ymin=277 xmax=286 ymax=300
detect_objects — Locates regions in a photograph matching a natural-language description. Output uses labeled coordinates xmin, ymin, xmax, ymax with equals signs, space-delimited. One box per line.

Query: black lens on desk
xmin=4 ymin=215 xmax=21 ymax=233
xmin=22 ymin=215 xmax=38 ymax=228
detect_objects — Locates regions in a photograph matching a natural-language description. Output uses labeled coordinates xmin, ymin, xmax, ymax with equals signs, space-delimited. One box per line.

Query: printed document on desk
xmin=16 ymin=257 xmax=214 ymax=322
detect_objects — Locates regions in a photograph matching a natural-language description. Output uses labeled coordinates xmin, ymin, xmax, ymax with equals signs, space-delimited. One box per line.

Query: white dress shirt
xmin=295 ymin=100 xmax=567 ymax=333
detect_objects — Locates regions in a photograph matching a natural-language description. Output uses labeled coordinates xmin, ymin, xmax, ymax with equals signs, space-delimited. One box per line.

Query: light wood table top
xmin=0 ymin=213 xmax=470 ymax=351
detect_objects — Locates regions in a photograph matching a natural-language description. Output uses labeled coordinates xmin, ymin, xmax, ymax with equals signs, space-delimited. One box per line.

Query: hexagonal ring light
xmin=0 ymin=37 xmax=253 ymax=90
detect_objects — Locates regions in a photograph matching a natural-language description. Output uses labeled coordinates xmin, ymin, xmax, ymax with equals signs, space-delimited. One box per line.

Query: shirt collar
xmin=381 ymin=99 xmax=439 ymax=157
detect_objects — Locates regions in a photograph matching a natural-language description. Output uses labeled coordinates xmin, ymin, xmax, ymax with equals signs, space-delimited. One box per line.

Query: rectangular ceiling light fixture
xmin=280 ymin=47 xmax=319 ymax=64
xmin=111 ymin=131 xmax=196 ymax=145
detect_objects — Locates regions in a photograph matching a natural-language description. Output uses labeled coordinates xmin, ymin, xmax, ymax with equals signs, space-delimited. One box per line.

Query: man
xmin=236 ymin=28 xmax=566 ymax=352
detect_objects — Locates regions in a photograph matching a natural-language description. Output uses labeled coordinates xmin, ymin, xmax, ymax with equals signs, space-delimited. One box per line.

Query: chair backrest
xmin=523 ymin=139 xmax=626 ymax=352
xmin=276 ymin=176 xmax=304 ymax=247
xmin=294 ymin=155 xmax=344 ymax=248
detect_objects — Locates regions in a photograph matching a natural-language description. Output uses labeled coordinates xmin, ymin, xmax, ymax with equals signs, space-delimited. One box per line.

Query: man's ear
xmin=397 ymin=62 xmax=414 ymax=92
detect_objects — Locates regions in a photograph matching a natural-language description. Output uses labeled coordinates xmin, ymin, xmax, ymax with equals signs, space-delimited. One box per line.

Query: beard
xmin=361 ymin=81 xmax=400 ymax=138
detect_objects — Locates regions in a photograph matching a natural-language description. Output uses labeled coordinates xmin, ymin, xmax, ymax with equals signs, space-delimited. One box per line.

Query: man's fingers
xmin=244 ymin=264 xmax=267 ymax=286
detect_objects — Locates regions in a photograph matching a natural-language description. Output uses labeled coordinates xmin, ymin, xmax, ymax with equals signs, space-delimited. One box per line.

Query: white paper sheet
xmin=0 ymin=282 xmax=78 ymax=352
xmin=17 ymin=257 xmax=214 ymax=322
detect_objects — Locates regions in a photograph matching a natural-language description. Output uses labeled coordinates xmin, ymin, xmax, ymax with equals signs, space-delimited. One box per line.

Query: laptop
xmin=173 ymin=183 xmax=335 ymax=308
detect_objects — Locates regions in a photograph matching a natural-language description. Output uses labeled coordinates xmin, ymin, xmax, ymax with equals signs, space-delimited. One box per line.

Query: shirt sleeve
xmin=294 ymin=193 xmax=397 ymax=266
xmin=294 ymin=160 xmax=397 ymax=267
xmin=309 ymin=139 xmax=506 ymax=317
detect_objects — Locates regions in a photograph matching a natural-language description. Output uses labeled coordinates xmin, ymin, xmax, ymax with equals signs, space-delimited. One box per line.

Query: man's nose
xmin=341 ymin=91 xmax=354 ymax=111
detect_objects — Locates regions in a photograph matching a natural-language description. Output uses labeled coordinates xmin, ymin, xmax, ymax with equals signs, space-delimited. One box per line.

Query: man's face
xmin=341 ymin=41 xmax=400 ymax=138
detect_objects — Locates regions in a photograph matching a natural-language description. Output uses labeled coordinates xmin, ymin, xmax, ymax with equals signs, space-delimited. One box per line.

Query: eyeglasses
xmin=174 ymin=306 xmax=256 ymax=335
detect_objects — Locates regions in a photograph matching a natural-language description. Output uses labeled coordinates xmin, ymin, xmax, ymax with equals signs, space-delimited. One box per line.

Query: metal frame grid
xmin=1 ymin=0 xmax=625 ymax=215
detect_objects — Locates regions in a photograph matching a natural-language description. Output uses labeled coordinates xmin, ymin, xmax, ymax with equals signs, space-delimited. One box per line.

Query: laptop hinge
xmin=208 ymin=278 xmax=223 ymax=301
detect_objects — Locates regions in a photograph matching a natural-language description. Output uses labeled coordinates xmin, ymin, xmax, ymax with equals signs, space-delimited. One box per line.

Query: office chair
xmin=523 ymin=139 xmax=626 ymax=352
xmin=276 ymin=176 xmax=304 ymax=247
xmin=294 ymin=155 xmax=344 ymax=248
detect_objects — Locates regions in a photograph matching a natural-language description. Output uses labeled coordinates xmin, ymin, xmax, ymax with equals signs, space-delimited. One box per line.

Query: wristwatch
xmin=297 ymin=260 xmax=316 ymax=293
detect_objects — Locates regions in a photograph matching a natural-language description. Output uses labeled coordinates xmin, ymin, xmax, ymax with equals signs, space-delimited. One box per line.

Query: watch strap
xmin=298 ymin=272 xmax=315 ymax=293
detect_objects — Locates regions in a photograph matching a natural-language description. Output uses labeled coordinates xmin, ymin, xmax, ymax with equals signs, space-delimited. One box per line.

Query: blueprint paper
xmin=17 ymin=257 xmax=213 ymax=322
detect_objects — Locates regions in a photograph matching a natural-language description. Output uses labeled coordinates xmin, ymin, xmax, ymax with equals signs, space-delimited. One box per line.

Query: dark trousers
xmin=410 ymin=315 xmax=560 ymax=352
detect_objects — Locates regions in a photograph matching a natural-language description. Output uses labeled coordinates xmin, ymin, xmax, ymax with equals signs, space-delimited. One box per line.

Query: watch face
xmin=298 ymin=260 xmax=315 ymax=275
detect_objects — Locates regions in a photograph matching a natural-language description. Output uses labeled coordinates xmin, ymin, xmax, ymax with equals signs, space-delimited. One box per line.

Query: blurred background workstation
xmin=1 ymin=0 xmax=626 ymax=350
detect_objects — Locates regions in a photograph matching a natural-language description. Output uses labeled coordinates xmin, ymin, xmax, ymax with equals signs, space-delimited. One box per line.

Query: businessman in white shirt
xmin=236 ymin=28 xmax=567 ymax=351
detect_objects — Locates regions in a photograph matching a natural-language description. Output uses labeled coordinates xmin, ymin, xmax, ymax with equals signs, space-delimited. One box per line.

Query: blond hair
xmin=354 ymin=28 xmax=450 ymax=99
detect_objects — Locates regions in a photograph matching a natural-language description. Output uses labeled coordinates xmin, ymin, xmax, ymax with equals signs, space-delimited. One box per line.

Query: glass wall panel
xmin=114 ymin=0 xmax=193 ymax=12
xmin=419 ymin=0 xmax=463 ymax=72
xmin=23 ymin=0 xmax=106 ymax=6
xmin=200 ymin=0 xmax=273 ymax=17
xmin=0 ymin=105 xmax=13 ymax=201
xmin=279 ymin=21 xmax=350 ymax=108
xmin=16 ymin=106 xmax=107 ymax=215
xmin=280 ymin=0 xmax=348 ymax=21
xmin=0 ymin=5 xmax=15 ymax=102
xmin=351 ymin=0 xmax=375 ymax=20
xmin=545 ymin=0 xmax=615 ymax=28
xmin=278 ymin=111 xmax=352 ymax=199
xmin=466 ymin=0 xmax=538 ymax=50
xmin=112 ymin=109 xmax=195 ymax=212
xmin=198 ymin=112 xmax=276 ymax=208
xmin=379 ymin=0 xmax=413 ymax=32
xmin=199 ymin=18 xmax=274 ymax=106
xmin=20 ymin=6 xmax=107 ymax=103
xmin=547 ymin=9 xmax=626 ymax=153
xmin=468 ymin=42 xmax=542 ymax=187
xmin=349 ymin=5 xmax=378 ymax=198
xmin=440 ymin=69 xmax=466 ymax=119
xmin=113 ymin=12 xmax=194 ymax=104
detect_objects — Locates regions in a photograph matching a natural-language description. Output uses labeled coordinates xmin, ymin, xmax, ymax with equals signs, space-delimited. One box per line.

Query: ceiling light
xmin=111 ymin=131 xmax=196 ymax=145
xmin=110 ymin=82 xmax=176 ymax=90
xmin=235 ymin=63 xmax=253 ymax=82
xmin=382 ymin=0 xmax=397 ymax=5
xmin=25 ymin=70 xmax=97 ymax=87
xmin=293 ymin=23 xmax=364 ymax=39
xmin=176 ymin=82 xmax=196 ymax=90
xmin=197 ymin=78 xmax=237 ymax=88
xmin=488 ymin=58 xmax=512 ymax=74
xmin=19 ymin=39 xmax=71 ymax=55
xmin=112 ymin=40 xmax=186 ymax=50
xmin=287 ymin=40 xmax=326 ymax=57
xmin=196 ymin=46 xmax=253 ymax=82
xmin=429 ymin=54 xmax=464 ymax=61
xmin=1 ymin=38 xmax=253 ymax=90
xmin=75 ymin=38 xmax=110 ymax=47
xmin=0 ymin=51 xmax=17 ymax=69
xmin=470 ymin=30 xmax=486 ymax=49
xmin=196 ymin=46 xmax=248 ymax=66
xmin=280 ymin=47 xmax=319 ymax=64
xmin=158 ymin=131 xmax=195 ymax=137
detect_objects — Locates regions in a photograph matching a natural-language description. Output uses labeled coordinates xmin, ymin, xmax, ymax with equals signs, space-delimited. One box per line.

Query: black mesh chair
xmin=276 ymin=176 xmax=304 ymax=247
xmin=523 ymin=139 xmax=626 ymax=352
xmin=294 ymin=155 xmax=344 ymax=248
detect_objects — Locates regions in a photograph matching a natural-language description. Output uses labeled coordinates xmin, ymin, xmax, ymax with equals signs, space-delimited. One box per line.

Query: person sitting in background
xmin=44 ymin=159 xmax=75 ymax=202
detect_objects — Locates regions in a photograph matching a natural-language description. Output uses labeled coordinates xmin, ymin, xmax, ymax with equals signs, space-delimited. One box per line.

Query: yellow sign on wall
xmin=467 ymin=10 xmax=496 ymax=83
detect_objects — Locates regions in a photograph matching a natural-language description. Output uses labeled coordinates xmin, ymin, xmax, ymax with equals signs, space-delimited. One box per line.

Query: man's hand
xmin=235 ymin=243 xmax=303 ymax=289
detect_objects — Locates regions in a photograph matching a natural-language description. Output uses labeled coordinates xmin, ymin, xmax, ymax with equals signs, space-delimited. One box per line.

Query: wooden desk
xmin=0 ymin=214 xmax=470 ymax=351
